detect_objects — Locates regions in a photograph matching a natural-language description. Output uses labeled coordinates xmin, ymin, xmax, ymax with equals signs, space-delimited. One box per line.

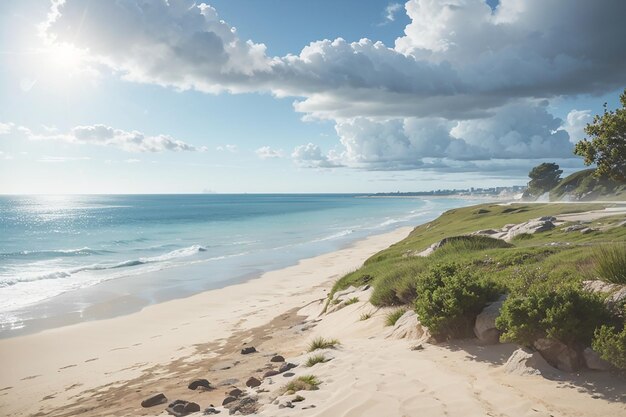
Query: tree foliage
xmin=574 ymin=89 xmax=626 ymax=181
xmin=527 ymin=162 xmax=563 ymax=196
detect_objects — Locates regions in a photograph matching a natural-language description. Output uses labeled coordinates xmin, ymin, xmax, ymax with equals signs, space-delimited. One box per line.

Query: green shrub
xmin=592 ymin=325 xmax=626 ymax=369
xmin=435 ymin=235 xmax=512 ymax=254
xmin=305 ymin=354 xmax=329 ymax=367
xmin=282 ymin=375 xmax=320 ymax=394
xmin=413 ymin=263 xmax=500 ymax=339
xmin=359 ymin=312 xmax=372 ymax=321
xmin=593 ymin=244 xmax=626 ymax=284
xmin=308 ymin=337 xmax=340 ymax=352
xmin=497 ymin=285 xmax=610 ymax=347
xmin=385 ymin=308 xmax=407 ymax=326
xmin=344 ymin=297 xmax=359 ymax=306
xmin=370 ymin=273 xmax=403 ymax=306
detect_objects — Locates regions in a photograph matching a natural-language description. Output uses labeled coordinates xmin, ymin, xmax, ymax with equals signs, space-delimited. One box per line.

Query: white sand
xmin=1 ymin=222 xmax=625 ymax=417
xmin=0 ymin=227 xmax=412 ymax=416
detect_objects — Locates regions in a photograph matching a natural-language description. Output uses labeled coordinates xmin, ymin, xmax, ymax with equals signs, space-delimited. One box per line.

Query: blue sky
xmin=0 ymin=0 xmax=624 ymax=194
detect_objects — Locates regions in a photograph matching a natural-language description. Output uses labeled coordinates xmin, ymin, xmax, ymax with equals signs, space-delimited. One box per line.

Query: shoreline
xmin=0 ymin=226 xmax=413 ymax=416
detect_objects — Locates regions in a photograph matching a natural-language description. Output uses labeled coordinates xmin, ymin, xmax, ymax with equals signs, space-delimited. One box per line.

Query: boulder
xmin=533 ymin=338 xmax=581 ymax=372
xmin=227 ymin=396 xmax=259 ymax=415
xmin=227 ymin=388 xmax=243 ymax=398
xmin=241 ymin=346 xmax=257 ymax=355
xmin=263 ymin=370 xmax=280 ymax=378
xmin=222 ymin=396 xmax=237 ymax=406
xmin=473 ymin=297 xmax=505 ymax=344
xmin=245 ymin=377 xmax=261 ymax=388
xmin=563 ymin=224 xmax=586 ymax=232
xmin=270 ymin=355 xmax=285 ymax=363
xmin=384 ymin=310 xmax=430 ymax=341
xmin=503 ymin=348 xmax=556 ymax=376
xmin=582 ymin=280 xmax=626 ymax=311
xmin=580 ymin=227 xmax=597 ymax=234
xmin=583 ymin=347 xmax=613 ymax=371
xmin=141 ymin=393 xmax=167 ymax=408
xmin=166 ymin=400 xmax=201 ymax=417
xmin=278 ymin=362 xmax=297 ymax=373
xmin=188 ymin=378 xmax=211 ymax=390
xmin=283 ymin=372 xmax=295 ymax=377
xmin=504 ymin=218 xmax=555 ymax=241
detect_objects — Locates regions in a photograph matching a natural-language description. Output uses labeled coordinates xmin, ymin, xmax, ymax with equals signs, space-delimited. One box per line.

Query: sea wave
xmin=0 ymin=245 xmax=207 ymax=287
xmin=0 ymin=247 xmax=111 ymax=259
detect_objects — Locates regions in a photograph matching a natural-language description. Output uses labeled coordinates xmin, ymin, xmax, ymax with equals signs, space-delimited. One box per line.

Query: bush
xmin=413 ymin=263 xmax=500 ymax=340
xmin=435 ymin=235 xmax=512 ymax=254
xmin=592 ymin=325 xmax=626 ymax=369
xmin=308 ymin=337 xmax=340 ymax=352
xmin=359 ymin=312 xmax=372 ymax=321
xmin=497 ymin=285 xmax=611 ymax=347
xmin=282 ymin=375 xmax=320 ymax=394
xmin=593 ymin=243 xmax=626 ymax=284
xmin=385 ymin=308 xmax=407 ymax=326
xmin=305 ymin=354 xmax=329 ymax=367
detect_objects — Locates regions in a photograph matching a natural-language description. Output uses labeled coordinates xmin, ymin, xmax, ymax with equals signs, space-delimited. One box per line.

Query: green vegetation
xmin=496 ymin=277 xmax=610 ymax=346
xmin=305 ymin=354 xmax=329 ymax=367
xmin=385 ymin=308 xmax=407 ymax=326
xmin=308 ymin=337 xmax=340 ymax=352
xmin=574 ymin=88 xmax=626 ymax=181
xmin=282 ymin=375 xmax=320 ymax=394
xmin=414 ymin=263 xmax=500 ymax=339
xmin=527 ymin=162 xmax=563 ymax=197
xmin=344 ymin=297 xmax=359 ymax=306
xmin=326 ymin=202 xmax=626 ymax=362
xmin=549 ymin=169 xmax=626 ymax=201
xmin=592 ymin=325 xmax=626 ymax=369
xmin=593 ymin=243 xmax=626 ymax=284
xmin=359 ymin=312 xmax=373 ymax=321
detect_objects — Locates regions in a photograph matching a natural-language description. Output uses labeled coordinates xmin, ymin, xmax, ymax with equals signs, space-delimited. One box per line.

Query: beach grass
xmin=385 ymin=308 xmax=407 ymax=326
xmin=308 ymin=337 xmax=340 ymax=352
xmin=360 ymin=312 xmax=373 ymax=321
xmin=592 ymin=243 xmax=626 ymax=284
xmin=305 ymin=354 xmax=329 ymax=367
xmin=344 ymin=297 xmax=359 ymax=306
xmin=282 ymin=375 xmax=321 ymax=394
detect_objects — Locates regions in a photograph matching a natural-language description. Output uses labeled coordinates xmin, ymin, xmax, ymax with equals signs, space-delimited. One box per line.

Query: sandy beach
xmin=1 ymin=222 xmax=625 ymax=417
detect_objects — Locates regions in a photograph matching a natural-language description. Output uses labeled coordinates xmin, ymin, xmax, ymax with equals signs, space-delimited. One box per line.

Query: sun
xmin=45 ymin=42 xmax=86 ymax=71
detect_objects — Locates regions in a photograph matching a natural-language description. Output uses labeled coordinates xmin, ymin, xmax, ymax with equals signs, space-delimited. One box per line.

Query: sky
xmin=0 ymin=0 xmax=625 ymax=194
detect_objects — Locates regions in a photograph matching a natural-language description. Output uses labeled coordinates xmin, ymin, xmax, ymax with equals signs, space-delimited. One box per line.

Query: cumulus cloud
xmin=383 ymin=3 xmax=403 ymax=23
xmin=39 ymin=0 xmax=626 ymax=171
xmin=0 ymin=122 xmax=14 ymax=135
xmin=255 ymin=146 xmax=284 ymax=159
xmin=292 ymin=143 xmax=342 ymax=168
xmin=216 ymin=144 xmax=238 ymax=152
xmin=22 ymin=124 xmax=203 ymax=153
xmin=561 ymin=109 xmax=593 ymax=144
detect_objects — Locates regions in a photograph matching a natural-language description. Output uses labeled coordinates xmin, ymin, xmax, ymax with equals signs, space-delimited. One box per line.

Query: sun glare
xmin=46 ymin=42 xmax=85 ymax=71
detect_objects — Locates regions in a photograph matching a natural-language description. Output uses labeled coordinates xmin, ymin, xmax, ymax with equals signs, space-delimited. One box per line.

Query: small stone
xmin=227 ymin=388 xmax=243 ymax=397
xmin=263 ymin=370 xmax=280 ymax=378
xmin=279 ymin=362 xmax=297 ymax=373
xmin=283 ymin=372 xmax=295 ymax=377
xmin=204 ymin=407 xmax=221 ymax=415
xmin=302 ymin=405 xmax=317 ymax=409
xmin=410 ymin=344 xmax=424 ymax=351
xmin=270 ymin=355 xmax=285 ymax=363
xmin=292 ymin=395 xmax=305 ymax=403
xmin=245 ymin=377 xmax=261 ymax=388
xmin=141 ymin=393 xmax=167 ymax=408
xmin=241 ymin=346 xmax=257 ymax=355
xmin=279 ymin=401 xmax=294 ymax=409
xmin=188 ymin=378 xmax=211 ymax=390
xmin=222 ymin=396 xmax=237 ymax=406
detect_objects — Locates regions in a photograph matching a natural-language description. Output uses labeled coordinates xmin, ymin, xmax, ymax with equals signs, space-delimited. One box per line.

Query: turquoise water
xmin=0 ymin=194 xmax=476 ymax=336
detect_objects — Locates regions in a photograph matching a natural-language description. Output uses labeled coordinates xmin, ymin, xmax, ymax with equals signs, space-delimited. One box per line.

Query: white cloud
xmin=561 ymin=109 xmax=593 ymax=144
xmin=39 ymin=0 xmax=626 ymax=171
xmin=38 ymin=155 xmax=91 ymax=163
xmin=292 ymin=143 xmax=342 ymax=168
xmin=0 ymin=122 xmax=14 ymax=135
xmin=125 ymin=158 xmax=140 ymax=163
xmin=216 ymin=144 xmax=238 ymax=152
xmin=24 ymin=124 xmax=203 ymax=153
xmin=255 ymin=146 xmax=284 ymax=159
xmin=383 ymin=3 xmax=403 ymax=23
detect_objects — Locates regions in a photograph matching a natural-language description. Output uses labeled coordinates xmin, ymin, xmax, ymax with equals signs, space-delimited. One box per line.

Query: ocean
xmin=0 ymin=194 xmax=477 ymax=337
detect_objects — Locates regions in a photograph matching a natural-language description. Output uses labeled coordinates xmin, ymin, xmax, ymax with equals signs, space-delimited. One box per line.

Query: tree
xmin=574 ymin=89 xmax=626 ymax=182
xmin=527 ymin=162 xmax=562 ymax=196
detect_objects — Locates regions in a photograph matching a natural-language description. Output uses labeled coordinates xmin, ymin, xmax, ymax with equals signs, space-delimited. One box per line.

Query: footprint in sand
xmin=0 ymin=386 xmax=13 ymax=391
xmin=21 ymin=375 xmax=41 ymax=381
xmin=132 ymin=343 xmax=142 ymax=347
xmin=84 ymin=358 xmax=99 ymax=363
xmin=42 ymin=394 xmax=56 ymax=400
xmin=110 ymin=346 xmax=129 ymax=351
xmin=59 ymin=364 xmax=77 ymax=370
xmin=150 ymin=334 xmax=162 ymax=339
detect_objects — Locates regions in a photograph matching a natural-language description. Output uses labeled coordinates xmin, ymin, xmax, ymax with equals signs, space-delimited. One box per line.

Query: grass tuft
xmin=305 ymin=354 xmax=329 ymax=367
xmin=308 ymin=337 xmax=340 ymax=352
xmin=385 ymin=308 xmax=407 ymax=326
xmin=360 ymin=312 xmax=373 ymax=321
xmin=282 ymin=375 xmax=320 ymax=395
xmin=344 ymin=297 xmax=359 ymax=306
xmin=593 ymin=243 xmax=626 ymax=284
